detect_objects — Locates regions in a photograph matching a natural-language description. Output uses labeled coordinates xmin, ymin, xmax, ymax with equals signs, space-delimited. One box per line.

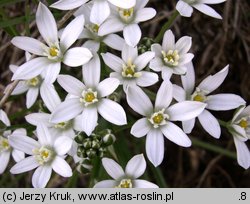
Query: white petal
xmin=193 ymin=3 xmax=222 ymax=19
xmin=12 ymin=57 xmax=49 ymax=80
xmin=123 ymin=24 xmax=141 ymax=47
xmin=57 ymin=74 xmax=84 ymax=96
xmin=155 ymin=80 xmax=173 ymax=110
xmin=161 ymin=122 xmax=191 ymax=147
xmin=54 ymin=136 xmax=73 ymax=155
xmin=83 ymin=40 xmax=100 ymax=52
xmin=108 ymin=0 xmax=136 ymax=9
xmin=168 ymin=101 xmax=206 ymax=121
xmin=198 ymin=110 xmax=221 ymax=138
xmin=103 ymin=34 xmax=125 ymax=51
xmin=134 ymin=8 xmax=156 ymax=22
xmin=206 ymin=94 xmax=246 ymax=111
xmin=11 ymin=37 xmax=46 ymax=56
xmin=176 ymin=0 xmax=193 ymax=17
xmin=131 ymin=118 xmax=151 ymax=138
xmin=122 ymin=44 xmax=138 ymax=63
xmin=40 ymin=83 xmax=61 ymax=112
xmin=181 ymin=62 xmax=195 ymax=95
xmin=61 ymin=15 xmax=85 ymax=50
xmin=175 ymin=36 xmax=192 ymax=54
xmin=0 ymin=109 xmax=10 ymax=126
xmin=98 ymin=18 xmax=124 ymax=36
xmin=81 ymin=107 xmax=98 ymax=136
xmin=182 ymin=119 xmax=195 ymax=134
xmin=134 ymin=51 xmax=155 ymax=70
xmin=50 ymin=98 xmax=83 ymax=123
xmin=125 ymin=154 xmax=146 ymax=179
xmin=32 ymin=166 xmax=52 ymax=188
xmin=149 ymin=58 xmax=164 ymax=72
xmin=36 ymin=3 xmax=58 ymax=46
xmin=52 ymin=156 xmax=72 ymax=177
xmin=63 ymin=47 xmax=92 ymax=67
xmin=90 ymin=0 xmax=110 ymax=25
xmin=133 ymin=179 xmax=159 ymax=188
xmin=233 ymin=137 xmax=250 ymax=169
xmin=12 ymin=149 xmax=25 ymax=163
xmin=102 ymin=158 xmax=124 ymax=180
xmin=200 ymin=0 xmax=226 ymax=4
xmin=97 ymin=78 xmax=119 ymax=97
xmin=36 ymin=124 xmax=53 ymax=146
xmin=50 ymin=0 xmax=87 ymax=10
xmin=26 ymin=88 xmax=39 ymax=109
xmin=0 ymin=151 xmax=10 ymax=174
xmin=101 ymin=53 xmax=123 ymax=72
xmin=98 ymin=99 xmax=127 ymax=125
xmin=10 ymin=156 xmax=39 ymax=174
xmin=146 ymin=129 xmax=164 ymax=167
xmin=11 ymin=81 xmax=29 ymax=95
xmin=162 ymin=30 xmax=175 ymax=51
xmin=136 ymin=71 xmax=158 ymax=87
xmin=94 ymin=180 xmax=117 ymax=188
xmin=25 ymin=113 xmax=51 ymax=127
xmin=82 ymin=53 xmax=100 ymax=87
xmin=43 ymin=62 xmax=61 ymax=84
xmin=127 ymin=86 xmax=153 ymax=116
xmin=231 ymin=124 xmax=246 ymax=139
xmin=151 ymin=43 xmax=163 ymax=57
xmin=162 ymin=67 xmax=173 ymax=80
xmin=172 ymin=84 xmax=186 ymax=102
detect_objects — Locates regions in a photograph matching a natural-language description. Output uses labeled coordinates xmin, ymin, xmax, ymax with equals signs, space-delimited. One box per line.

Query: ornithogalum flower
xmin=102 ymin=44 xmax=158 ymax=91
xmin=176 ymin=0 xmax=226 ymax=19
xmin=173 ymin=63 xmax=246 ymax=138
xmin=127 ymin=80 xmax=206 ymax=166
xmin=9 ymin=124 xmax=73 ymax=188
xmin=50 ymin=54 xmax=127 ymax=136
xmin=94 ymin=154 xmax=158 ymax=188
xmin=11 ymin=3 xmax=92 ymax=83
xmin=150 ymin=30 xmax=193 ymax=80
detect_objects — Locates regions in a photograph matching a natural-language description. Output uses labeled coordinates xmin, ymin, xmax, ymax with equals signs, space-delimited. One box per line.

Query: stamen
xmin=116 ymin=179 xmax=133 ymax=188
xmin=0 ymin=136 xmax=10 ymax=153
xmin=49 ymin=46 xmax=59 ymax=57
xmin=149 ymin=109 xmax=169 ymax=128
xmin=162 ymin=50 xmax=180 ymax=67
xmin=118 ymin=7 xmax=134 ymax=23
xmin=26 ymin=77 xmax=40 ymax=87
xmin=191 ymin=88 xmax=207 ymax=103
xmin=121 ymin=59 xmax=141 ymax=78
xmin=33 ymin=146 xmax=54 ymax=165
xmin=80 ymin=88 xmax=98 ymax=107
xmin=239 ymin=119 xmax=248 ymax=129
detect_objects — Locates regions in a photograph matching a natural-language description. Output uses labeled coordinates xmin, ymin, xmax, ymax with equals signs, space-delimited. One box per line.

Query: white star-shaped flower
xmin=127 ymin=80 xmax=206 ymax=166
xmin=94 ymin=154 xmax=158 ymax=188
xmin=176 ymin=0 xmax=226 ymax=19
xmin=150 ymin=29 xmax=194 ymax=80
xmin=9 ymin=124 xmax=73 ymax=188
xmin=102 ymin=44 xmax=158 ymax=91
xmin=11 ymin=3 xmax=92 ymax=83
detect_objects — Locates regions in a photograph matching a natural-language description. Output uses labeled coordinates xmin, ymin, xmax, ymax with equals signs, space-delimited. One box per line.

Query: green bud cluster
xmin=138 ymin=37 xmax=155 ymax=54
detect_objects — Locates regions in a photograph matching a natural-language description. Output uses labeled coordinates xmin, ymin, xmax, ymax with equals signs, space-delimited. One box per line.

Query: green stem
xmin=66 ymin=170 xmax=78 ymax=187
xmin=218 ymin=119 xmax=229 ymax=128
xmin=190 ymin=136 xmax=236 ymax=159
xmin=155 ymin=10 xmax=179 ymax=43
xmin=149 ymin=165 xmax=168 ymax=188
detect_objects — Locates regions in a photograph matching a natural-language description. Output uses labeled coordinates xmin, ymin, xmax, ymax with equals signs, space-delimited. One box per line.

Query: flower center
xmin=92 ymin=24 xmax=99 ymax=33
xmin=54 ymin=121 xmax=69 ymax=129
xmin=118 ymin=7 xmax=134 ymax=23
xmin=239 ymin=119 xmax=248 ymax=129
xmin=49 ymin=46 xmax=59 ymax=57
xmin=149 ymin=109 xmax=169 ymax=128
xmin=122 ymin=59 xmax=141 ymax=78
xmin=33 ymin=146 xmax=54 ymax=165
xmin=191 ymin=88 xmax=207 ymax=102
xmin=26 ymin=77 xmax=40 ymax=87
xmin=116 ymin=179 xmax=133 ymax=188
xmin=80 ymin=88 xmax=98 ymax=107
xmin=0 ymin=136 xmax=10 ymax=153
xmin=162 ymin=50 xmax=180 ymax=67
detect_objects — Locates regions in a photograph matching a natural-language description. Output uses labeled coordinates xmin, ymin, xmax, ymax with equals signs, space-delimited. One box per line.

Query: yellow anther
xmin=27 ymin=77 xmax=40 ymax=87
xmin=85 ymin=92 xmax=96 ymax=103
xmin=239 ymin=119 xmax=248 ymax=129
xmin=193 ymin=94 xmax=205 ymax=102
xmin=116 ymin=179 xmax=133 ymax=188
xmin=153 ymin=113 xmax=164 ymax=124
xmin=49 ymin=47 xmax=59 ymax=57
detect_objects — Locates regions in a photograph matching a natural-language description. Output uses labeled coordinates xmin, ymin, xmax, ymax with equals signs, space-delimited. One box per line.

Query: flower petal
xmin=25 ymin=113 xmax=51 ymax=127
xmin=125 ymin=154 xmax=146 ymax=179
xmin=0 ymin=110 xmax=10 ymax=126
xmin=36 ymin=124 xmax=52 ymax=146
xmin=32 ymin=166 xmax=52 ymax=188
xmin=10 ymin=156 xmax=39 ymax=174
xmin=122 ymin=44 xmax=138 ymax=63
xmin=133 ymin=179 xmax=159 ymax=188
xmin=161 ymin=122 xmax=191 ymax=147
xmin=134 ymin=51 xmax=155 ymax=70
xmin=11 ymin=37 xmax=46 ymax=56
xmin=175 ymin=36 xmax=192 ymax=54
xmin=26 ymin=88 xmax=39 ymax=109
xmin=12 ymin=149 xmax=25 ymax=163
xmin=108 ymin=0 xmax=136 ymax=9
xmin=131 ymin=118 xmax=150 ymax=138
xmin=81 ymin=107 xmax=98 ymax=136
xmin=94 ymin=180 xmax=117 ymax=188
xmin=90 ymin=0 xmax=110 ymax=25
xmin=0 ymin=151 xmax=10 ymax=174
xmin=98 ymin=18 xmax=124 ymax=36
xmin=173 ymin=84 xmax=186 ymax=102
xmin=103 ymin=34 xmax=125 ymax=51
xmin=181 ymin=62 xmax=195 ymax=95
xmin=98 ymin=99 xmax=127 ymax=125
xmin=162 ymin=30 xmax=175 ymax=51
xmin=50 ymin=0 xmax=87 ymax=10
xmin=176 ymin=0 xmax=193 ymax=17
xmin=43 ymin=62 xmax=61 ymax=84
xmin=97 ymin=78 xmax=119 ymax=97
xmin=123 ymin=24 xmax=142 ymax=47
xmin=233 ymin=137 xmax=250 ymax=169
xmin=11 ymin=81 xmax=29 ymax=95
xmin=54 ymin=136 xmax=73 ymax=155
xmin=127 ymin=86 xmax=153 ymax=116
xmin=155 ymin=80 xmax=173 ymax=110
xmin=134 ymin=8 xmax=156 ymax=22
xmin=182 ymin=118 xmax=195 ymax=134
xmin=63 ymin=47 xmax=92 ymax=67
xmin=52 ymin=156 xmax=72 ymax=177
xmin=193 ymin=3 xmax=222 ymax=19
xmin=36 ymin=3 xmax=58 ymax=46
xmin=102 ymin=157 xmax=124 ymax=180
xmin=50 ymin=98 xmax=83 ymax=123
xmin=136 ymin=71 xmax=158 ymax=87
xmin=206 ymin=94 xmax=246 ymax=111
xmin=146 ymin=129 xmax=164 ymax=167
xmin=101 ymin=53 xmax=123 ymax=72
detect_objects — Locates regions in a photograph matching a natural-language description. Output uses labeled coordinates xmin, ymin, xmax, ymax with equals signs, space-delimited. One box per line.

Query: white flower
xmin=127 ymin=81 xmax=206 ymax=166
xmin=50 ymin=54 xmax=127 ymax=136
xmin=98 ymin=0 xmax=156 ymax=47
xmin=11 ymin=3 xmax=92 ymax=83
xmin=94 ymin=154 xmax=158 ymax=188
xmin=9 ymin=124 xmax=73 ymax=188
xmin=74 ymin=2 xmax=125 ymax=51
xmin=0 ymin=110 xmax=25 ymax=174
xmin=176 ymin=0 xmax=226 ymax=19
xmin=102 ymin=44 xmax=158 ymax=91
xmin=228 ymin=105 xmax=250 ymax=169
xmin=173 ymin=63 xmax=246 ymax=139
xmin=150 ymin=29 xmax=193 ymax=80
